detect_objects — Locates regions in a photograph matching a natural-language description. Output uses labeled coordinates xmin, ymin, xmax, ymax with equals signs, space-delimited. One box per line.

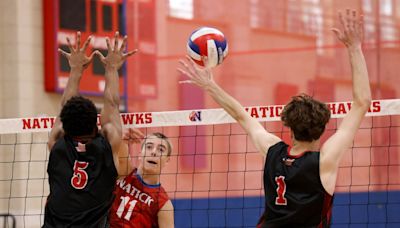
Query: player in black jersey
xmin=178 ymin=9 xmax=371 ymax=227
xmin=43 ymin=32 xmax=139 ymax=228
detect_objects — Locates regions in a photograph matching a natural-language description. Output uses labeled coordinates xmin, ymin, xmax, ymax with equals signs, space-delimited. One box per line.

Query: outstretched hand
xmin=332 ymin=9 xmax=363 ymax=49
xmin=178 ymin=56 xmax=215 ymax=90
xmin=96 ymin=32 xmax=138 ymax=69
xmin=123 ymin=128 xmax=145 ymax=145
xmin=58 ymin=31 xmax=95 ymax=69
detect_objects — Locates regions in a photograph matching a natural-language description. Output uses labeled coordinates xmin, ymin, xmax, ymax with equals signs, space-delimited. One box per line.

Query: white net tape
xmin=0 ymin=99 xmax=398 ymax=134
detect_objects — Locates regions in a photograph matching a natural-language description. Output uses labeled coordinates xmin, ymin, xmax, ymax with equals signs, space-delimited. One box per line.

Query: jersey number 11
xmin=116 ymin=196 xmax=138 ymax=221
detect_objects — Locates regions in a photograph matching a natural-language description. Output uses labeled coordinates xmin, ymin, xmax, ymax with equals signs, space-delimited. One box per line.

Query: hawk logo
xmin=189 ymin=111 xmax=202 ymax=122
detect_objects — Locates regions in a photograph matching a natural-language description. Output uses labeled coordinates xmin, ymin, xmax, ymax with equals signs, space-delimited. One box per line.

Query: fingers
xmin=81 ymin=35 xmax=92 ymax=52
xmin=114 ymin=31 xmax=119 ymax=52
xmin=348 ymin=9 xmax=359 ymax=33
xmin=88 ymin=51 xmax=96 ymax=62
xmin=177 ymin=68 xmax=189 ymax=76
xmin=179 ymin=59 xmax=189 ymax=69
xmin=345 ymin=9 xmax=351 ymax=31
xmin=202 ymin=56 xmax=211 ymax=69
xmin=183 ymin=56 xmax=199 ymax=76
xmin=131 ymin=128 xmax=144 ymax=139
xmin=95 ymin=50 xmax=105 ymax=63
xmin=123 ymin=128 xmax=132 ymax=140
xmin=331 ymin=28 xmax=342 ymax=40
xmin=178 ymin=60 xmax=195 ymax=78
xmin=338 ymin=11 xmax=346 ymax=30
xmin=120 ymin=35 xmax=128 ymax=52
xmin=185 ymin=55 xmax=197 ymax=68
xmin=66 ymin=37 xmax=75 ymax=53
xmin=342 ymin=9 xmax=361 ymax=33
xmin=358 ymin=14 xmax=364 ymax=39
xmin=124 ymin=49 xmax=138 ymax=58
xmin=100 ymin=33 xmax=138 ymax=64
xmin=106 ymin=38 xmax=112 ymax=52
xmin=118 ymin=34 xmax=137 ymax=57
xmin=76 ymin=31 xmax=81 ymax=50
xmin=58 ymin=48 xmax=70 ymax=59
xmin=184 ymin=56 xmax=199 ymax=76
xmin=178 ymin=80 xmax=193 ymax=84
xmin=178 ymin=59 xmax=195 ymax=77
xmin=177 ymin=65 xmax=196 ymax=84
xmin=123 ymin=128 xmax=144 ymax=144
xmin=177 ymin=61 xmax=201 ymax=84
xmin=83 ymin=50 xmax=96 ymax=69
xmin=177 ymin=65 xmax=209 ymax=88
xmin=351 ymin=9 xmax=357 ymax=30
xmin=336 ymin=9 xmax=363 ymax=35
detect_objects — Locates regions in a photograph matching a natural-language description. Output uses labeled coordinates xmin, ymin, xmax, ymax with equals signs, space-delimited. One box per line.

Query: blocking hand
xmin=332 ymin=9 xmax=363 ymax=49
xmin=123 ymin=128 xmax=145 ymax=145
xmin=58 ymin=31 xmax=95 ymax=69
xmin=177 ymin=56 xmax=215 ymax=90
xmin=96 ymin=31 xmax=138 ymax=70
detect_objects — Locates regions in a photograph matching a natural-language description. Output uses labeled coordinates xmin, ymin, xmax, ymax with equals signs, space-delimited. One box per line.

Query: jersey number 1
xmin=275 ymin=176 xmax=287 ymax=205
xmin=71 ymin=161 xmax=89 ymax=189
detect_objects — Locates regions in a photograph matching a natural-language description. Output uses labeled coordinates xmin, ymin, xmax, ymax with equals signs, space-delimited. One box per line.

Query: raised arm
xmin=320 ymin=9 xmax=372 ymax=195
xmin=48 ymin=32 xmax=95 ymax=150
xmin=96 ymin=32 xmax=137 ymax=176
xmin=119 ymin=128 xmax=144 ymax=176
xmin=178 ymin=57 xmax=280 ymax=156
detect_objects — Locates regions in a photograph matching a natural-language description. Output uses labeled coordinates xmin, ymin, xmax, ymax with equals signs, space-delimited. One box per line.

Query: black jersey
xmin=43 ymin=134 xmax=118 ymax=228
xmin=258 ymin=142 xmax=333 ymax=228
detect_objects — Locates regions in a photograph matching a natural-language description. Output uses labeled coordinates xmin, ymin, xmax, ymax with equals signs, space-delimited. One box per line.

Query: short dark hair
xmin=281 ymin=94 xmax=331 ymax=142
xmin=142 ymin=132 xmax=172 ymax=157
xmin=60 ymin=96 xmax=98 ymax=137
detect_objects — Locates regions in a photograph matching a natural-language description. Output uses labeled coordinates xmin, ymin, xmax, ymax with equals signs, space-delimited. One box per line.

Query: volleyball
xmin=187 ymin=27 xmax=228 ymax=68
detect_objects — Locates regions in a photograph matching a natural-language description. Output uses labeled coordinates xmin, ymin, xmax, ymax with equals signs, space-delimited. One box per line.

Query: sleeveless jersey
xmin=258 ymin=142 xmax=333 ymax=228
xmin=43 ymin=134 xmax=118 ymax=228
xmin=108 ymin=170 xmax=170 ymax=228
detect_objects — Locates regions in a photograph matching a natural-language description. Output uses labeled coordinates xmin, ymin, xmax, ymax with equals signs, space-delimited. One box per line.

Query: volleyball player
xmin=178 ymin=9 xmax=371 ymax=227
xmin=107 ymin=130 xmax=175 ymax=228
xmin=43 ymin=31 xmax=137 ymax=227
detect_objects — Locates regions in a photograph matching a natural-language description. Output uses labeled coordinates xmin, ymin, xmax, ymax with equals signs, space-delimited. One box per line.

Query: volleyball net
xmin=0 ymin=99 xmax=399 ymax=227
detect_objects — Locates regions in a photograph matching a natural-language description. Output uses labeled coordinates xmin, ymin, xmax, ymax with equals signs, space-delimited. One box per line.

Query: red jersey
xmin=108 ymin=170 xmax=170 ymax=228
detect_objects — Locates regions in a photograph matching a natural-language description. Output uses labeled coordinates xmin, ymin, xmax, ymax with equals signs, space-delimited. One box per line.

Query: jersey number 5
xmin=71 ymin=161 xmax=89 ymax=189
xmin=275 ymin=176 xmax=287 ymax=205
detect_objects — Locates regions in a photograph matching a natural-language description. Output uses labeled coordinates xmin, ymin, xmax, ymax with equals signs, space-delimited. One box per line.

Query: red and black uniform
xmin=43 ymin=134 xmax=118 ymax=228
xmin=258 ymin=142 xmax=333 ymax=228
xmin=108 ymin=169 xmax=169 ymax=228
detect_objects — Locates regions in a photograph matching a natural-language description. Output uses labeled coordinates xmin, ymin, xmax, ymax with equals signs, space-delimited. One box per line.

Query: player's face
xmin=140 ymin=136 xmax=170 ymax=174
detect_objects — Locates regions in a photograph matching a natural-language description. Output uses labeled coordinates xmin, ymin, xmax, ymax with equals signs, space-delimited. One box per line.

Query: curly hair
xmin=281 ymin=94 xmax=331 ymax=142
xmin=60 ymin=96 xmax=98 ymax=137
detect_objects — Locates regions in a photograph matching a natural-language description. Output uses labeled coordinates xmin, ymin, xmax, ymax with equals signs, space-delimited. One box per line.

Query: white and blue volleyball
xmin=187 ymin=27 xmax=228 ymax=67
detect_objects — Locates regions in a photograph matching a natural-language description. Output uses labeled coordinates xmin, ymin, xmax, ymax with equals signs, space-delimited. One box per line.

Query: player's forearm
xmin=348 ymin=46 xmax=371 ymax=108
xmin=104 ymin=67 xmax=120 ymax=108
xmin=60 ymin=66 xmax=84 ymax=107
xmin=118 ymin=154 xmax=133 ymax=177
xmin=51 ymin=65 xmax=81 ymax=150
xmin=206 ymin=82 xmax=248 ymax=123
